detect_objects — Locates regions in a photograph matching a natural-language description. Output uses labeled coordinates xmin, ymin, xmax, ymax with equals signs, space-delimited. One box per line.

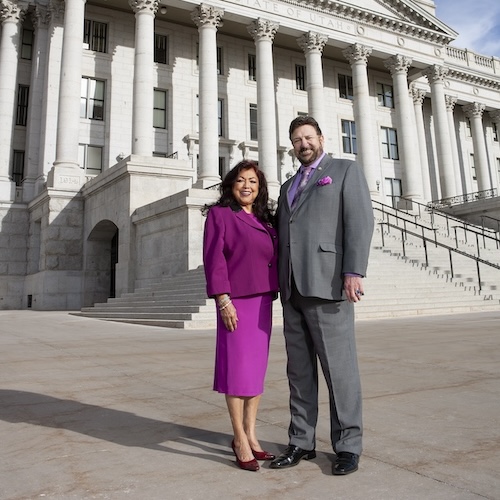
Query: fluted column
xmin=489 ymin=110 xmax=500 ymax=191
xmin=0 ymin=0 xmax=26 ymax=201
xmin=444 ymin=95 xmax=463 ymax=195
xmin=248 ymin=18 xmax=279 ymax=196
xmin=423 ymin=65 xmax=456 ymax=199
xmin=463 ymin=102 xmax=490 ymax=192
xmin=130 ymin=0 xmax=157 ymax=157
xmin=47 ymin=0 xmax=86 ymax=189
xmin=296 ymin=31 xmax=327 ymax=131
xmin=343 ymin=43 xmax=379 ymax=199
xmin=192 ymin=4 xmax=223 ymax=188
xmin=23 ymin=5 xmax=50 ymax=201
xmin=410 ymin=85 xmax=432 ymax=201
xmin=384 ymin=55 xmax=422 ymax=201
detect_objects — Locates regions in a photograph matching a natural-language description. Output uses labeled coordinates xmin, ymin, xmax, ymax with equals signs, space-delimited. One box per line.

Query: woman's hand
xmin=220 ymin=302 xmax=239 ymax=332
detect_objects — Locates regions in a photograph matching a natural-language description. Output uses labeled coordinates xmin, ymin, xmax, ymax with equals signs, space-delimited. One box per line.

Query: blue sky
xmin=434 ymin=0 xmax=500 ymax=57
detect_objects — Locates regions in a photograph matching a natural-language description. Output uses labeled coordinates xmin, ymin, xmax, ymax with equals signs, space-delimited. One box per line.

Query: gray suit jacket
xmin=277 ymin=155 xmax=374 ymax=302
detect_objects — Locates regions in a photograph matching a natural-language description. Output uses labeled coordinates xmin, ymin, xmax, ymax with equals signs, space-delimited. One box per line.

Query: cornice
xmin=446 ymin=67 xmax=500 ymax=92
xmin=286 ymin=0 xmax=455 ymax=45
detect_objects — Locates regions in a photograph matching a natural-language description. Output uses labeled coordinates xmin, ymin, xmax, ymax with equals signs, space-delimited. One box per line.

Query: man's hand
xmin=343 ymin=275 xmax=365 ymax=303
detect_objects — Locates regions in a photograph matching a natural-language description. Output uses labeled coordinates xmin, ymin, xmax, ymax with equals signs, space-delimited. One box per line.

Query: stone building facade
xmin=1 ymin=0 xmax=500 ymax=310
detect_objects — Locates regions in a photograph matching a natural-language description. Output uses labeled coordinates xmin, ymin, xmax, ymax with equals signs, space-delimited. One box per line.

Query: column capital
xmin=247 ymin=18 xmax=279 ymax=42
xmin=488 ymin=110 xmax=500 ymax=124
xmin=0 ymin=0 xmax=27 ymax=23
xmin=33 ymin=4 xmax=51 ymax=28
xmin=296 ymin=31 xmax=328 ymax=54
xmin=47 ymin=0 xmax=65 ymax=24
xmin=129 ymin=0 xmax=158 ymax=15
xmin=384 ymin=54 xmax=412 ymax=75
xmin=423 ymin=64 xmax=449 ymax=84
xmin=191 ymin=3 xmax=224 ymax=29
xmin=342 ymin=43 xmax=372 ymax=65
xmin=462 ymin=102 xmax=486 ymax=118
xmin=409 ymin=84 xmax=426 ymax=105
xmin=444 ymin=95 xmax=457 ymax=111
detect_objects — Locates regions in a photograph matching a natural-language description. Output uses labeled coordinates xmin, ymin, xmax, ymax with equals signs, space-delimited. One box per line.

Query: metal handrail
xmin=374 ymin=198 xmax=500 ymax=252
xmin=377 ymin=221 xmax=500 ymax=292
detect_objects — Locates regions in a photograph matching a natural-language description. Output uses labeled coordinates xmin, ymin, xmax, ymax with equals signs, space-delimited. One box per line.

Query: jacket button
xmin=268 ymin=263 xmax=272 ymax=267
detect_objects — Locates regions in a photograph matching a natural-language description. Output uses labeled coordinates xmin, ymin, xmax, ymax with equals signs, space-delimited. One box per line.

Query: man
xmin=271 ymin=116 xmax=374 ymax=475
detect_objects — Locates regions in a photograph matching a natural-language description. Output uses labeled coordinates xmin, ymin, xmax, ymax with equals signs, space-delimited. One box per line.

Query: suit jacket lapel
xmin=292 ymin=157 xmax=330 ymax=210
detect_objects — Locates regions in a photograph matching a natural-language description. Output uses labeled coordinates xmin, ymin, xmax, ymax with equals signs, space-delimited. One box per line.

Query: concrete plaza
xmin=0 ymin=310 xmax=499 ymax=500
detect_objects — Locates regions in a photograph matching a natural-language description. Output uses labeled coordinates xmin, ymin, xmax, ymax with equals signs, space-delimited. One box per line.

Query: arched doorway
xmin=84 ymin=220 xmax=119 ymax=307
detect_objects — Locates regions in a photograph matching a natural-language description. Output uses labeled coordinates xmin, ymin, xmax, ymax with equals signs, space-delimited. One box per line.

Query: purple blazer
xmin=203 ymin=204 xmax=279 ymax=299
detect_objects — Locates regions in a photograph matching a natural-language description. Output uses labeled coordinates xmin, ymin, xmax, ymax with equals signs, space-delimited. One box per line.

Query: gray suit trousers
xmin=283 ymin=279 xmax=363 ymax=455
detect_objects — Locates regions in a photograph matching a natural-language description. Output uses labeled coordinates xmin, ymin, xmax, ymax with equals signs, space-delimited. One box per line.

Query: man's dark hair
xmin=289 ymin=116 xmax=323 ymax=140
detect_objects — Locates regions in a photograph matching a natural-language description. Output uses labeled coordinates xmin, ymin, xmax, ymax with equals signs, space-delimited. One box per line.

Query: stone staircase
xmin=74 ymin=204 xmax=500 ymax=328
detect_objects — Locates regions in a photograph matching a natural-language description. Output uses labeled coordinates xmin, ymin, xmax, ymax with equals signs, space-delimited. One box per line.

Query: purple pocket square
xmin=317 ymin=176 xmax=333 ymax=186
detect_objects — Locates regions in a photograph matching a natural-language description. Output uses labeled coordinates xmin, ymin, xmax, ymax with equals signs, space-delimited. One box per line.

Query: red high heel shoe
xmin=231 ymin=440 xmax=259 ymax=471
xmin=251 ymin=449 xmax=276 ymax=461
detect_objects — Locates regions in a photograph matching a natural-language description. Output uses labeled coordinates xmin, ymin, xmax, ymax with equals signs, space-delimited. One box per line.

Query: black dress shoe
xmin=269 ymin=445 xmax=316 ymax=469
xmin=332 ymin=452 xmax=359 ymax=475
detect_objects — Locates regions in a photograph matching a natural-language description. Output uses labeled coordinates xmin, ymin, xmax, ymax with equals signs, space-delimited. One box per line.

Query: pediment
xmin=298 ymin=0 xmax=458 ymax=44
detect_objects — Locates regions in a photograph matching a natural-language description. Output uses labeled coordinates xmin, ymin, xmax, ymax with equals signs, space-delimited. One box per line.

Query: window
xmin=219 ymin=157 xmax=225 ymax=178
xmin=83 ymin=19 xmax=107 ymax=53
xmin=493 ymin=122 xmax=498 ymax=142
xmin=384 ymin=178 xmax=402 ymax=209
xmin=470 ymin=154 xmax=476 ymax=181
xmin=16 ymin=85 xmax=29 ymax=126
xmin=21 ymin=29 xmax=34 ymax=60
xmin=377 ymin=83 xmax=393 ymax=108
xmin=496 ymin=158 xmax=500 ymax=182
xmin=217 ymin=46 xmax=223 ymax=75
xmin=341 ymin=120 xmax=357 ymax=154
xmin=12 ymin=151 xmax=25 ymax=186
xmin=465 ymin=118 xmax=472 ymax=137
xmin=249 ymin=103 xmax=258 ymax=141
xmin=248 ymin=54 xmax=256 ymax=82
xmin=338 ymin=74 xmax=353 ymax=100
xmin=79 ymin=144 xmax=103 ymax=176
xmin=296 ymin=64 xmax=306 ymax=91
xmin=154 ymin=89 xmax=167 ymax=129
xmin=381 ymin=127 xmax=399 ymax=160
xmin=154 ymin=33 xmax=168 ymax=64
xmin=81 ymin=78 xmax=105 ymax=120
xmin=218 ymin=98 xmax=224 ymax=137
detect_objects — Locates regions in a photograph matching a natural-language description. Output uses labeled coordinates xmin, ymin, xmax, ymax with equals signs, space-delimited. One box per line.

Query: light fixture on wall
xmin=376 ymin=180 xmax=380 ymax=192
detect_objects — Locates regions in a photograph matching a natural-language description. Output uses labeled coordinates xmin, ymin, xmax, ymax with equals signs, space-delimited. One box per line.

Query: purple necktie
xmin=291 ymin=165 xmax=312 ymax=210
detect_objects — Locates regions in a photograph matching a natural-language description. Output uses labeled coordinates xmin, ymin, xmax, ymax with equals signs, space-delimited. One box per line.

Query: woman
xmin=203 ymin=160 xmax=279 ymax=472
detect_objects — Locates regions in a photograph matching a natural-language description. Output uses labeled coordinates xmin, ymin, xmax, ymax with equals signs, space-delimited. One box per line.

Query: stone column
xmin=410 ymin=85 xmax=432 ymax=202
xmin=192 ymin=3 xmax=224 ymax=188
xmin=342 ymin=43 xmax=379 ymax=199
xmin=0 ymin=0 xmax=26 ymax=201
xmin=248 ymin=18 xmax=280 ymax=197
xmin=444 ymin=95 xmax=463 ymax=195
xmin=130 ymin=0 xmax=157 ymax=157
xmin=47 ymin=0 xmax=86 ymax=189
xmin=384 ymin=55 xmax=422 ymax=202
xmin=463 ymin=102 xmax=490 ymax=192
xmin=23 ymin=5 xmax=50 ymax=201
xmin=296 ymin=31 xmax=327 ymax=131
xmin=423 ymin=65 xmax=456 ymax=199
xmin=37 ymin=0 xmax=65 ymax=194
xmin=489 ymin=110 xmax=500 ymax=191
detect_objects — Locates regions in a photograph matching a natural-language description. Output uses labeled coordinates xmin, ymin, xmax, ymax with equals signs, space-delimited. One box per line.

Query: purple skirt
xmin=213 ymin=293 xmax=273 ymax=397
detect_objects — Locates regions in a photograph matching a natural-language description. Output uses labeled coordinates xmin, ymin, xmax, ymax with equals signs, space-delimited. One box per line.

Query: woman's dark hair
xmin=202 ymin=160 xmax=275 ymax=224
